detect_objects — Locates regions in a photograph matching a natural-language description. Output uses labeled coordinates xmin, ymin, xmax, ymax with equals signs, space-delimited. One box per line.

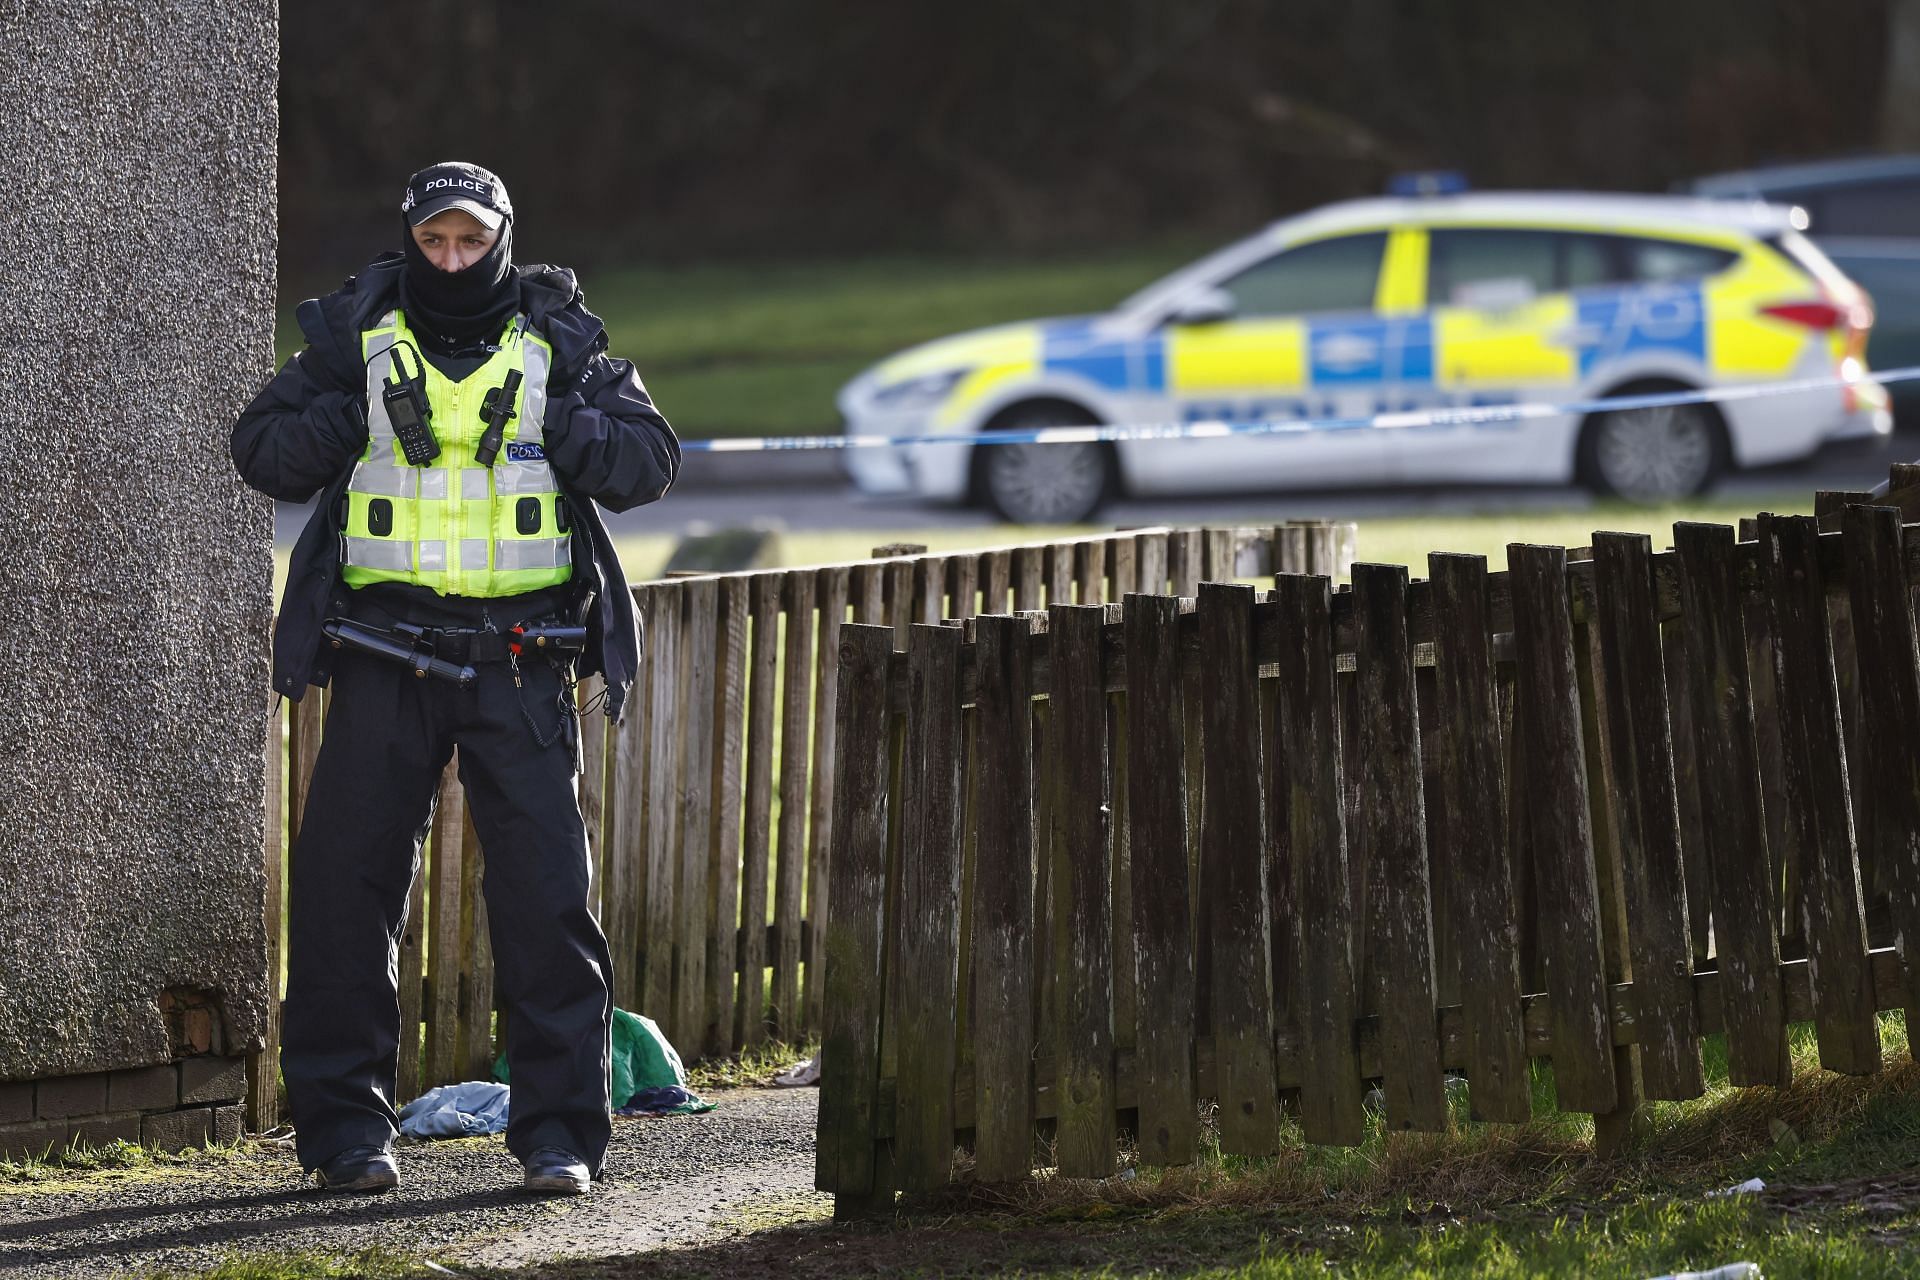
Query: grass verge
xmin=495 ymin=1020 xmax=1920 ymax=1278
xmin=277 ymin=244 xmax=1207 ymax=439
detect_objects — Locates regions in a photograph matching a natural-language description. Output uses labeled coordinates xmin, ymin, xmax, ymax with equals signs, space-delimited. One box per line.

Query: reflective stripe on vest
xmin=341 ymin=310 xmax=571 ymax=597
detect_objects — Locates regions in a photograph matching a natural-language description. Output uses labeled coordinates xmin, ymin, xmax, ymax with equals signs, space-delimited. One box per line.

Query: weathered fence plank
xmin=1761 ymin=514 xmax=1880 ymax=1075
xmin=1742 ymin=535 xmax=1797 ymax=951
xmin=738 ymin=572 xmax=781 ymax=1046
xmin=1672 ymin=522 xmax=1787 ymax=1086
xmin=1272 ymin=574 xmax=1365 ymax=1144
xmin=248 ymin=698 xmax=285 ymax=1131
xmin=1507 ymin=544 xmax=1616 ymax=1114
xmin=457 ymin=809 xmax=493 ymax=1081
xmin=806 ymin=567 xmax=851 ymax=1035
xmin=1591 ymin=533 xmax=1705 ymax=1101
xmin=707 ymin=577 xmax=749 ymax=1055
xmin=774 ymin=570 xmax=817 ymax=1040
xmin=426 ymin=760 xmax=465 ymax=1087
xmin=1427 ymin=553 xmax=1530 ymax=1123
xmin=1571 ymin=568 xmax=1646 ymax=1155
xmin=1842 ymin=503 xmax=1920 ymax=1051
xmin=1014 ymin=546 xmax=1043 ymax=612
xmin=644 ymin=585 xmax=683 ymax=1034
xmin=971 ymin=614 xmax=1039 ymax=1180
xmin=1107 ymin=602 xmax=1137 ymax=1061
xmin=1199 ymin=582 xmax=1279 ymax=1153
xmin=676 ymin=579 xmax=719 ymax=1051
xmin=1137 ymin=531 xmax=1169 ymax=597
xmin=606 ymin=655 xmax=646 ymax=1013
xmin=892 ymin=624 xmax=966 ymax=1192
xmin=1817 ymin=491 xmax=1874 ymax=900
xmin=1352 ymin=563 xmax=1446 ymax=1131
xmin=396 ymin=856 xmax=427 ymax=1102
xmin=1124 ymin=594 xmax=1196 ymax=1166
xmin=578 ymin=674 xmax=608 ymax=921
xmin=815 ymin=624 xmax=896 ymax=1202
xmin=983 ymin=549 xmax=1011 ymax=617
xmin=1171 ymin=531 xmax=1202 ymax=597
xmin=1110 ymin=533 xmax=1139 ymax=604
xmin=1662 ymin=620 xmax=1715 ymax=969
xmin=1049 ymin=604 xmax=1115 ymax=1177
xmin=1076 ymin=539 xmax=1105 ymax=605
xmin=1416 ymin=661 xmax=1459 ymax=1009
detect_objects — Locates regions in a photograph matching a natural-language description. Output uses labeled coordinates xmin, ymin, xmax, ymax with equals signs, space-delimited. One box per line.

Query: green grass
xmin=126 ymin=1247 xmax=432 ymax=1280
xmin=0 ymin=1137 xmax=247 ymax=1198
xmin=276 ymin=244 xmax=1207 ymax=439
xmin=685 ymin=1036 xmax=818 ymax=1094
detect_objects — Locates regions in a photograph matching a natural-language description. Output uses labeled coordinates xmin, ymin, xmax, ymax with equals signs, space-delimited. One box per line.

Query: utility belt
xmin=322 ymin=617 xmax=587 ymax=687
xmin=323 ymin=583 xmax=589 ymax=688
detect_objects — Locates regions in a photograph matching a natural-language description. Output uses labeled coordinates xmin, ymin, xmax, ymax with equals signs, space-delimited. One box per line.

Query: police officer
xmin=232 ymin=162 xmax=679 ymax=1195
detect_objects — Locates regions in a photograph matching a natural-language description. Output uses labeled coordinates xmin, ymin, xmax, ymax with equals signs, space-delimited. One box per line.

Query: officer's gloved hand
xmin=313 ymin=389 xmax=371 ymax=456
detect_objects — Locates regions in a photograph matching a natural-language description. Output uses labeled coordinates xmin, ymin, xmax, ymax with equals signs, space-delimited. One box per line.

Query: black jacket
xmin=232 ymin=254 xmax=679 ymax=723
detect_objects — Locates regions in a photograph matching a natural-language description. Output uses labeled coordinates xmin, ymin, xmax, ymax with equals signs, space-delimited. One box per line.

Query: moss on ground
xmin=0 ymin=1137 xmax=261 ymax=1199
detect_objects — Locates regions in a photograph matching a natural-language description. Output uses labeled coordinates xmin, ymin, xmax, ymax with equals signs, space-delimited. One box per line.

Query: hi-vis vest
xmin=341 ymin=310 xmax=572 ymax=597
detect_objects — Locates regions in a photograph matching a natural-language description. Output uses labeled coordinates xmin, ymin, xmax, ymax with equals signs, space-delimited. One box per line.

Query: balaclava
xmin=397 ymin=161 xmax=521 ymax=354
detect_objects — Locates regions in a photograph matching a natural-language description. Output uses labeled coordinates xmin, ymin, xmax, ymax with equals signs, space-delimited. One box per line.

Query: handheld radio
xmin=381 ymin=344 xmax=439 ymax=465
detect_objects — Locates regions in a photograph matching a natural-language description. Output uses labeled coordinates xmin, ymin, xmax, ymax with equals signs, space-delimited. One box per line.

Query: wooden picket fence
xmin=813 ymin=474 xmax=1920 ymax=1211
xmin=246 ymin=519 xmax=1357 ymax=1129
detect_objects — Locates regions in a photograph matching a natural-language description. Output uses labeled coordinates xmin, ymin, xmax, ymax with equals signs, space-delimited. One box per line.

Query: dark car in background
xmin=1687 ymin=155 xmax=1920 ymax=426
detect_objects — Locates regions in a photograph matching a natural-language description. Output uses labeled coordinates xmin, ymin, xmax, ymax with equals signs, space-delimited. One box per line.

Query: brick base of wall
xmin=0 ymin=1056 xmax=248 ymax=1161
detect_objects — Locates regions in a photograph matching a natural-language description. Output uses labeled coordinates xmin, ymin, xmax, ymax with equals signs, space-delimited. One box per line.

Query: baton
xmin=323 ymin=617 xmax=477 ymax=688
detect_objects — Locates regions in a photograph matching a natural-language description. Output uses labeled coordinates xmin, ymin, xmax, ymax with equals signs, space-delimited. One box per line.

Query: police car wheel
xmin=1579 ymin=402 xmax=1725 ymax=501
xmin=981 ymin=438 xmax=1113 ymax=524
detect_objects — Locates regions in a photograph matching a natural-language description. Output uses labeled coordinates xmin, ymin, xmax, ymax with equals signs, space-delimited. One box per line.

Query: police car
xmin=839 ymin=192 xmax=1889 ymax=523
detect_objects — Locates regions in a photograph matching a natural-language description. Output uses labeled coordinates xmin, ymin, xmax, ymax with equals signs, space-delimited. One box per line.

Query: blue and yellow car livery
xmin=841 ymin=193 xmax=1887 ymax=519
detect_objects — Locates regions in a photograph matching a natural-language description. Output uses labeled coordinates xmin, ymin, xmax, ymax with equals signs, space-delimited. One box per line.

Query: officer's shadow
xmin=0 ymin=1180 xmax=541 ymax=1270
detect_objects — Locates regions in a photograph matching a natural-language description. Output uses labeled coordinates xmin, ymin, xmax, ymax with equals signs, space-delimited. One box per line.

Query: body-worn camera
xmin=476 ymin=369 xmax=524 ymax=468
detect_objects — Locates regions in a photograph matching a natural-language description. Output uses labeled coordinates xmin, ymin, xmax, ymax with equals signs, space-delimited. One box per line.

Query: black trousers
xmin=281 ymin=590 xmax=612 ymax=1174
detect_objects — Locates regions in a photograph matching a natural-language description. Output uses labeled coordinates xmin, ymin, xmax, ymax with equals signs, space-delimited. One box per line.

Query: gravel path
xmin=0 ymin=1087 xmax=822 ymax=1278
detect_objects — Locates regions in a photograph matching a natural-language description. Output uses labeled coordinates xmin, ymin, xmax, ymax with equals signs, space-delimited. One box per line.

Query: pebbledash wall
xmin=0 ymin=5 xmax=279 ymax=1156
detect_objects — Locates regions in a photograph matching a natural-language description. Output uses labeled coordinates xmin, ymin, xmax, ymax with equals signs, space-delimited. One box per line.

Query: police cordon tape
xmin=679 ymin=365 xmax=1920 ymax=454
